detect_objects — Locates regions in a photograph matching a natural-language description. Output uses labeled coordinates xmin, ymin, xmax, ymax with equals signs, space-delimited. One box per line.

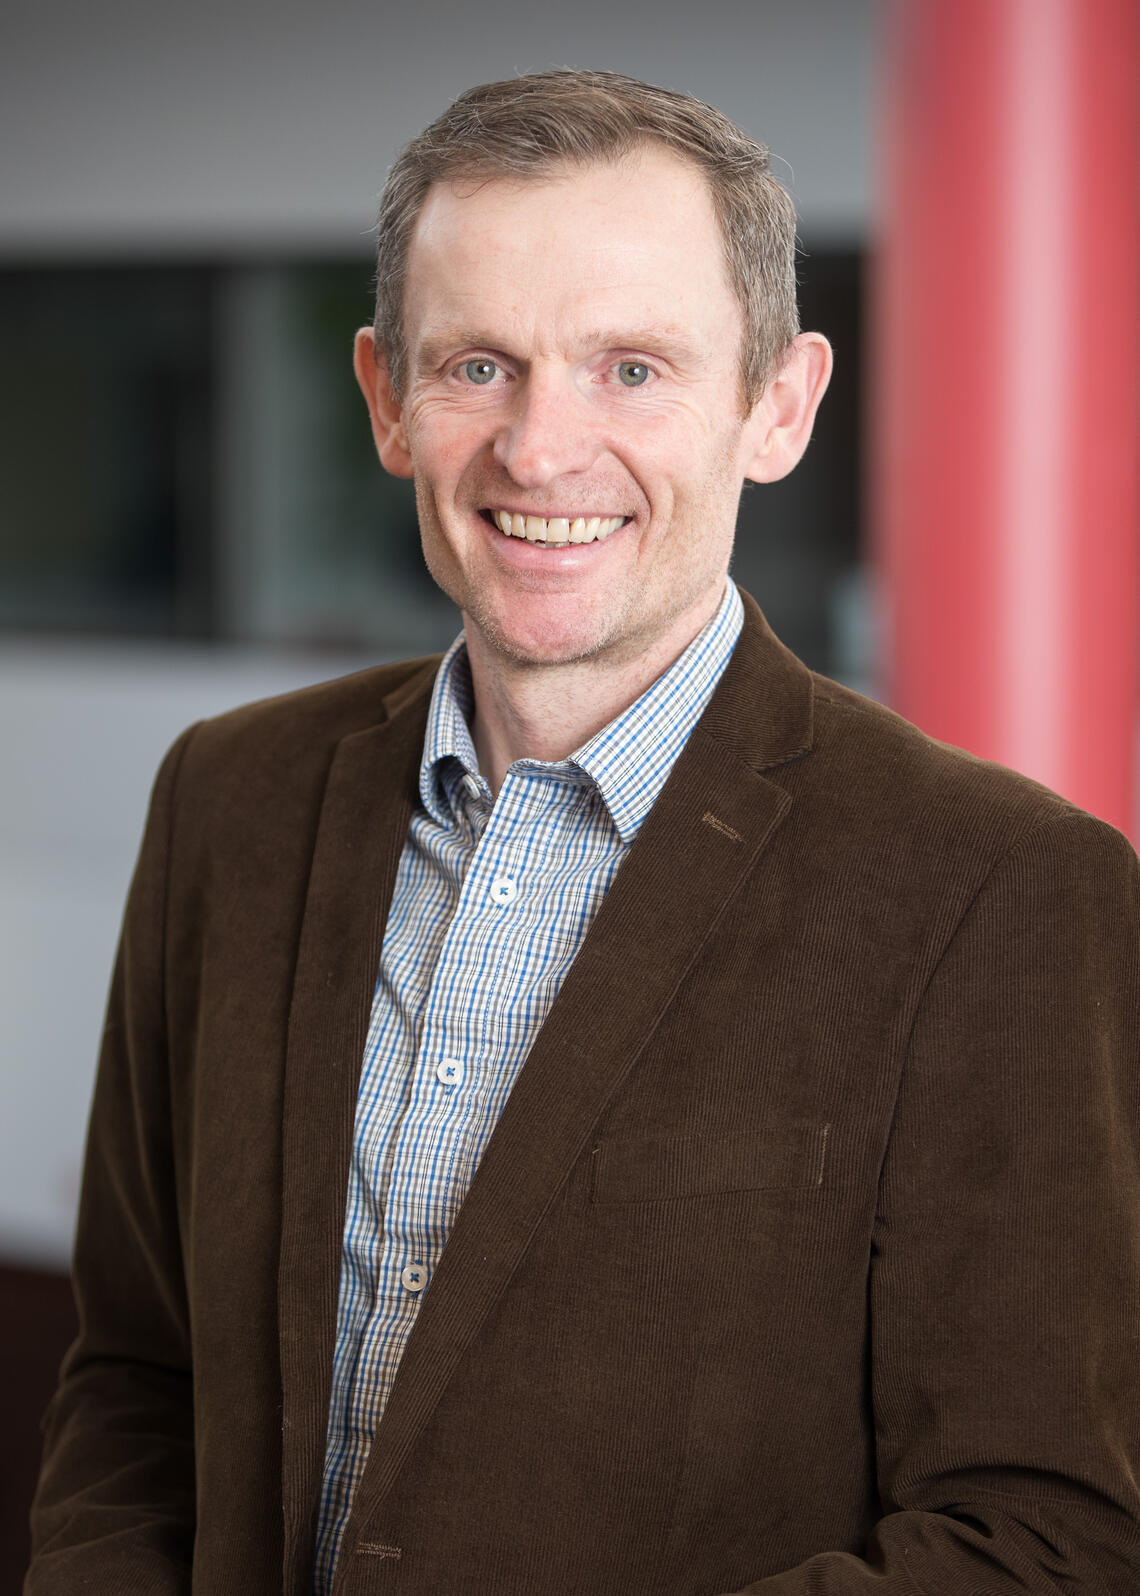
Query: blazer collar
xmin=699 ymin=587 xmax=815 ymax=773
xmin=278 ymin=660 xmax=434 ymax=1589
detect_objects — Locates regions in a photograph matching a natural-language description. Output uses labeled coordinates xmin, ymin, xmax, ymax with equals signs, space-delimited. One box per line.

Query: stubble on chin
xmin=463 ymin=586 xmax=643 ymax=673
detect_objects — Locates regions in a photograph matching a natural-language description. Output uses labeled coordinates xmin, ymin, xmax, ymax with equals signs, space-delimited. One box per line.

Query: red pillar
xmin=873 ymin=0 xmax=1140 ymax=836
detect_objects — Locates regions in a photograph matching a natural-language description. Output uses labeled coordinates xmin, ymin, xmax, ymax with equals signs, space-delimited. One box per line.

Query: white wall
xmin=1 ymin=0 xmax=876 ymax=255
xmin=0 ymin=644 xmax=375 ymax=1267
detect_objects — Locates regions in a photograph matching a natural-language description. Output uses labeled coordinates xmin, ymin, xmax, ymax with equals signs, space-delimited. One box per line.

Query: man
xmin=26 ymin=69 xmax=1140 ymax=1595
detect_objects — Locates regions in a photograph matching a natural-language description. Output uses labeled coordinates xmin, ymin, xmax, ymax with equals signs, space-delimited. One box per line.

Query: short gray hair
xmin=373 ymin=69 xmax=800 ymax=406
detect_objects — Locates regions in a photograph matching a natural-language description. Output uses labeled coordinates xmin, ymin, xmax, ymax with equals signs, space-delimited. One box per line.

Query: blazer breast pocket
xmin=590 ymin=1123 xmax=830 ymax=1205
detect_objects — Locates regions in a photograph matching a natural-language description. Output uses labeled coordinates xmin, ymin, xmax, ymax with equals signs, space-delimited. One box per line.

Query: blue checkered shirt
xmin=314 ymin=579 xmax=744 ymax=1590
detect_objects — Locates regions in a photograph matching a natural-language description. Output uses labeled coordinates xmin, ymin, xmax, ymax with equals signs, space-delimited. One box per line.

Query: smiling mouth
xmin=482 ymin=509 xmax=628 ymax=546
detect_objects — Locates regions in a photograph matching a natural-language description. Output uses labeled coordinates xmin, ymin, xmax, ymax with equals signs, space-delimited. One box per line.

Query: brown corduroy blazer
xmin=27 ymin=594 xmax=1140 ymax=1594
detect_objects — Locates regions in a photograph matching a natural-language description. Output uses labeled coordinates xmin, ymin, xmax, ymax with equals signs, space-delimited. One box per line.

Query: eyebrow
xmin=574 ymin=326 xmax=709 ymax=369
xmin=413 ymin=331 xmax=483 ymax=372
xmin=412 ymin=324 xmax=709 ymax=374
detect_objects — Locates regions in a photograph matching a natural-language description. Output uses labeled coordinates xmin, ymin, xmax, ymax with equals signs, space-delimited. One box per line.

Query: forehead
xmin=403 ymin=147 xmax=740 ymax=355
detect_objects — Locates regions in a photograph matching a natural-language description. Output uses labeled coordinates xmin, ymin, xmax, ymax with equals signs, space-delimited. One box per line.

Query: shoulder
xmin=726 ymin=594 xmax=1125 ymax=863
xmin=791 ymin=670 xmax=1137 ymax=891
xmin=140 ymin=655 xmax=440 ymax=861
xmin=720 ymin=594 xmax=1130 ymax=872
xmin=172 ymin=653 xmax=438 ymax=783
xmin=193 ymin=652 xmax=438 ymax=752
xmin=808 ymin=670 xmax=1061 ymax=809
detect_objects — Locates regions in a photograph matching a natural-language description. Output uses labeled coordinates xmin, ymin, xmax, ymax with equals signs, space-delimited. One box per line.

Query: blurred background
xmin=2 ymin=0 xmax=1136 ymax=1584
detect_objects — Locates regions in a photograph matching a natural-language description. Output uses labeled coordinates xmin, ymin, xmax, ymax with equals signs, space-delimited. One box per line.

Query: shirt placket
xmin=378 ymin=770 xmax=544 ymax=1310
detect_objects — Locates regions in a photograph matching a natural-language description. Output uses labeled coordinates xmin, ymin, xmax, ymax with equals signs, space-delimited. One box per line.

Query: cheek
xmin=406 ymin=408 xmax=475 ymax=485
xmin=412 ymin=477 xmax=441 ymax=540
xmin=410 ymin=392 xmax=502 ymax=453
xmin=413 ymin=482 xmax=466 ymax=605
xmin=634 ymin=432 xmax=740 ymax=523
xmin=632 ymin=404 xmax=740 ymax=477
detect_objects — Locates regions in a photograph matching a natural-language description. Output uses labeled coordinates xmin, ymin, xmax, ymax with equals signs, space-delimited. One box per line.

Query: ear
xmin=353 ymin=326 xmax=414 ymax=479
xmin=741 ymin=331 xmax=833 ymax=484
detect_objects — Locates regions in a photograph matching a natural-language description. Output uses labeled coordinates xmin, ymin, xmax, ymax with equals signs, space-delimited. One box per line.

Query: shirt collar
xmin=419 ymin=578 xmax=744 ymax=843
xmin=419 ymin=635 xmax=482 ymax=826
xmin=571 ymin=578 xmax=743 ymax=842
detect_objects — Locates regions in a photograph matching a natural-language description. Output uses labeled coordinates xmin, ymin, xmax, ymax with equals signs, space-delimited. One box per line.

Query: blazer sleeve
xmin=25 ymin=730 xmax=199 ymax=1596
xmin=722 ymin=809 xmax=1140 ymax=1594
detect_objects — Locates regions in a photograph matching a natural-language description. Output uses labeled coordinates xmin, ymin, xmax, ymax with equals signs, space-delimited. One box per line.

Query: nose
xmin=492 ymin=368 xmax=604 ymax=488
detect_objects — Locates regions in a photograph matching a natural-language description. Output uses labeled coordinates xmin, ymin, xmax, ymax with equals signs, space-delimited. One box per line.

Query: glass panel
xmin=214 ymin=263 xmax=460 ymax=657
xmin=0 ymin=267 xmax=214 ymax=637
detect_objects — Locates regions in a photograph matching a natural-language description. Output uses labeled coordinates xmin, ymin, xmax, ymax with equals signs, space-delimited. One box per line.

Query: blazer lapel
xmin=348 ymin=595 xmax=815 ymax=1537
xmin=277 ymin=663 xmax=436 ymax=1591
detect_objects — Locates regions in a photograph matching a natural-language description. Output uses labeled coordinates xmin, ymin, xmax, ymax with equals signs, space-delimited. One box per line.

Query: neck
xmin=465 ymin=588 xmax=724 ymax=794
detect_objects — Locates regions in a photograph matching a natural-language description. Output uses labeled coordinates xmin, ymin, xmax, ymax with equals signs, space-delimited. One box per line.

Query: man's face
xmin=364 ymin=147 xmax=797 ymax=671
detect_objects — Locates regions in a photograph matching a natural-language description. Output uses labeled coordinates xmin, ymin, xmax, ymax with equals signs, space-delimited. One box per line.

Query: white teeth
xmin=489 ymin=511 xmax=625 ymax=545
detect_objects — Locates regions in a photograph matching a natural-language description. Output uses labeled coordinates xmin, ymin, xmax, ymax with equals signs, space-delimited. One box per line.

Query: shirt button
xmin=489 ymin=874 xmax=517 ymax=905
xmin=400 ymin=1263 xmax=428 ymax=1293
xmin=437 ymin=1057 xmax=464 ymax=1087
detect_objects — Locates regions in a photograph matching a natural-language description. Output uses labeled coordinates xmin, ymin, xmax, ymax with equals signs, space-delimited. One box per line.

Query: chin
xmin=476 ymin=624 xmax=610 ymax=670
xmin=461 ymin=589 xmax=625 ymax=668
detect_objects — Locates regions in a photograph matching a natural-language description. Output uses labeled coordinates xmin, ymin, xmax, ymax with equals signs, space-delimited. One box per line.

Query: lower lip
xmin=479 ymin=515 xmax=631 ymax=569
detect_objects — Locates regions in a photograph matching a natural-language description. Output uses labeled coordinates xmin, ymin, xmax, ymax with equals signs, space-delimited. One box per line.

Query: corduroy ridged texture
xmin=25 ymin=597 xmax=1140 ymax=1594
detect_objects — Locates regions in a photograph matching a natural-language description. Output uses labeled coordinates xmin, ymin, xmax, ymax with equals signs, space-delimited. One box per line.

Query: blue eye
xmin=616 ymin=361 xmax=650 ymax=387
xmin=464 ymin=358 xmax=498 ymax=385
